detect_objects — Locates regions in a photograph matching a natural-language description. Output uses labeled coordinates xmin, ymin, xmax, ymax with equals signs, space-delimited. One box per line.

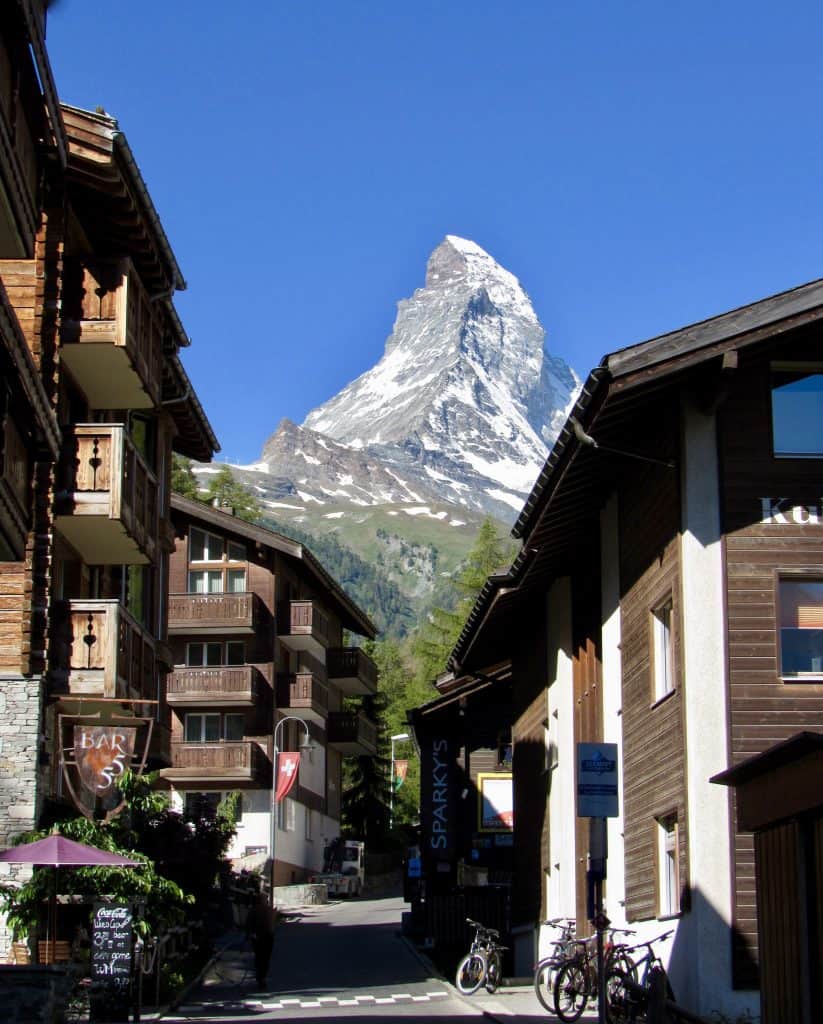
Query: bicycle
xmin=605 ymin=929 xmax=675 ymax=1023
xmin=454 ymin=917 xmax=507 ymax=995
xmin=552 ymin=927 xmax=637 ymax=1022
xmin=533 ymin=917 xmax=577 ymax=1012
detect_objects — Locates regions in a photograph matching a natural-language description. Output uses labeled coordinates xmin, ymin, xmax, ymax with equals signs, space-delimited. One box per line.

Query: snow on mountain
xmin=300 ymin=235 xmax=580 ymax=520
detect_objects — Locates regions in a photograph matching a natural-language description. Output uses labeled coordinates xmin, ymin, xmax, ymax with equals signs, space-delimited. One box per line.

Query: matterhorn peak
xmin=298 ymin=237 xmax=579 ymax=519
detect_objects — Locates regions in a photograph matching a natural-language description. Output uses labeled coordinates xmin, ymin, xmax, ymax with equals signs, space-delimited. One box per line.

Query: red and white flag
xmin=274 ymin=752 xmax=301 ymax=802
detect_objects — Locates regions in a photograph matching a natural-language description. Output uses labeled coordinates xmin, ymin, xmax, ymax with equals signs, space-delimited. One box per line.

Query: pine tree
xmin=203 ymin=466 xmax=262 ymax=523
xmin=171 ymin=454 xmax=200 ymax=499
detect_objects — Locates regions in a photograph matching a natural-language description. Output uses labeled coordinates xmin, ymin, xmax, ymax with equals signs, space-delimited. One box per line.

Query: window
xmin=190 ymin=528 xmax=224 ymax=562
xmin=226 ymin=641 xmax=245 ymax=665
xmin=651 ymin=597 xmax=675 ymax=701
xmin=188 ymin=570 xmax=223 ymax=594
xmin=657 ymin=814 xmax=679 ymax=917
xmin=305 ymin=808 xmax=313 ymax=841
xmin=184 ymin=792 xmax=221 ymax=821
xmin=223 ymin=714 xmax=245 ymax=741
xmin=780 ymin=579 xmax=823 ymax=678
xmin=185 ymin=713 xmax=220 ymax=743
xmin=187 ymin=642 xmax=223 ymax=667
xmin=186 ymin=641 xmax=245 ymax=667
xmin=227 ymin=541 xmax=246 ymax=562
xmin=278 ymin=797 xmax=296 ymax=832
xmin=227 ymin=568 xmax=247 ymax=593
xmin=771 ymin=365 xmax=823 ymax=457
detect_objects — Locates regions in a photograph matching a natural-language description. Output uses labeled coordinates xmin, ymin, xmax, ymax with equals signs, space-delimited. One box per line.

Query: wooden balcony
xmin=163 ymin=741 xmax=268 ymax=783
xmin=276 ymin=671 xmax=329 ymax=724
xmin=60 ymin=258 xmax=163 ymax=409
xmin=279 ymin=600 xmax=331 ymax=658
xmin=166 ymin=665 xmax=261 ymax=708
xmin=327 ymin=711 xmax=378 ymax=756
xmin=54 ymin=424 xmax=158 ymax=565
xmin=327 ymin=647 xmax=378 ymax=697
xmin=168 ymin=592 xmax=258 ymax=635
xmin=64 ymin=599 xmax=157 ymax=701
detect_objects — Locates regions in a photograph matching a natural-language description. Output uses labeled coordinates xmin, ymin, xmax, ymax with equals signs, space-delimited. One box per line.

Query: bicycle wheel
xmin=605 ymin=968 xmax=636 ymax=1024
xmin=553 ymin=960 xmax=589 ymax=1022
xmin=455 ymin=951 xmax=487 ymax=995
xmin=485 ymin=950 xmax=502 ymax=993
xmin=533 ymin=957 xmax=560 ymax=1012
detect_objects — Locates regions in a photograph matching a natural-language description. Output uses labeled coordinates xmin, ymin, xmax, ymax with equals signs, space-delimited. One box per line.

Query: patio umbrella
xmin=0 ymin=834 xmax=141 ymax=962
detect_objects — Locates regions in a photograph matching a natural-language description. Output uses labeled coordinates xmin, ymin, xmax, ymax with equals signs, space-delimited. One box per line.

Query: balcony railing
xmin=54 ymin=424 xmax=158 ymax=566
xmin=64 ymin=598 xmax=157 ymax=701
xmin=327 ymin=710 xmax=378 ymax=756
xmin=276 ymin=671 xmax=329 ymax=724
xmin=327 ymin=647 xmax=378 ymax=696
xmin=166 ymin=665 xmax=261 ymax=707
xmin=279 ymin=600 xmax=331 ymax=657
xmin=164 ymin=741 xmax=267 ymax=782
xmin=60 ymin=258 xmax=163 ymax=410
xmin=168 ymin=592 xmax=258 ymax=634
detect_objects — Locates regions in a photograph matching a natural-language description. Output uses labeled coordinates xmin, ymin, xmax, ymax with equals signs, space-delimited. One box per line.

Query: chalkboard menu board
xmin=90 ymin=903 xmax=133 ymax=1021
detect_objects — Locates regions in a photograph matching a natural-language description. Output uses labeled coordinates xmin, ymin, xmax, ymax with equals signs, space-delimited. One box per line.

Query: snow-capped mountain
xmin=300 ymin=235 xmax=579 ymax=518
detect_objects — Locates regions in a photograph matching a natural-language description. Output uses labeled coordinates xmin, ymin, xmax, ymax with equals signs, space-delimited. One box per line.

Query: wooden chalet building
xmin=164 ymin=495 xmax=378 ymax=884
xmin=0 ymin=2 xmax=216 ymax=957
xmin=422 ymin=278 xmax=823 ymax=1020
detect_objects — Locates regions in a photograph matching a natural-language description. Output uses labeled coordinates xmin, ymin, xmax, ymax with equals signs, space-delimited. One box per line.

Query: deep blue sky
xmin=47 ymin=2 xmax=823 ymax=463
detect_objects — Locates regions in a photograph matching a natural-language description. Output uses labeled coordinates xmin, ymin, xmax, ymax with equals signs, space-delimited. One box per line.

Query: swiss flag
xmin=274 ymin=752 xmax=301 ymax=802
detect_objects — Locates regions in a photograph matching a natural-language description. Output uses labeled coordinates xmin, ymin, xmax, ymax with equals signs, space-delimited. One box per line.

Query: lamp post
xmin=269 ymin=715 xmax=313 ymax=907
xmin=389 ymin=732 xmax=410 ymax=830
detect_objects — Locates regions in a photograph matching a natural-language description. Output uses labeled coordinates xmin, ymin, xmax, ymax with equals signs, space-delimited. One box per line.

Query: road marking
xmin=179 ymin=989 xmax=452 ymax=1014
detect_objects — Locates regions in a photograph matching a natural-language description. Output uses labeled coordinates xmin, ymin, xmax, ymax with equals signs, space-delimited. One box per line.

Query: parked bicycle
xmin=533 ymin=917 xmax=577 ymax=1012
xmin=454 ymin=917 xmax=507 ymax=995
xmin=605 ymin=929 xmax=675 ymax=1023
xmin=552 ymin=926 xmax=637 ymax=1022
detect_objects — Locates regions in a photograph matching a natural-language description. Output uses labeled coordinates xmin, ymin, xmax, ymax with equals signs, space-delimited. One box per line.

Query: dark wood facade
xmin=165 ymin=496 xmax=377 ymax=882
xmin=444 ymin=278 xmax=823 ymax=1017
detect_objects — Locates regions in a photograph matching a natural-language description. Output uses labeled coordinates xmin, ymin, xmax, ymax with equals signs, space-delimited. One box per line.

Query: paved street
xmin=160 ymin=895 xmax=571 ymax=1024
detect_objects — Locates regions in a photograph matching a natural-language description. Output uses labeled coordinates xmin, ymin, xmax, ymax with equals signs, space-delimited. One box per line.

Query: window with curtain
xmin=652 ymin=596 xmax=675 ymax=700
xmin=657 ymin=814 xmax=679 ymax=917
xmin=188 ymin=570 xmax=223 ymax=594
xmin=780 ymin=579 xmax=823 ymax=677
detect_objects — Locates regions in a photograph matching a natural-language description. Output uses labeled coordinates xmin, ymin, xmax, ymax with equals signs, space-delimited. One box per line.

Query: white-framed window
xmin=278 ymin=797 xmax=296 ymax=832
xmin=190 ymin=528 xmax=223 ymax=562
xmin=651 ymin=597 xmax=675 ymax=701
xmin=184 ymin=713 xmax=245 ymax=742
xmin=227 ymin=540 xmax=246 ymax=562
xmin=657 ymin=813 xmax=679 ymax=918
xmin=188 ymin=570 xmax=223 ymax=594
xmin=184 ymin=713 xmax=220 ymax=743
xmin=227 ymin=568 xmax=247 ymax=593
xmin=185 ymin=641 xmax=245 ymax=667
xmin=771 ymin=364 xmax=823 ymax=457
xmin=779 ymin=578 xmax=823 ymax=678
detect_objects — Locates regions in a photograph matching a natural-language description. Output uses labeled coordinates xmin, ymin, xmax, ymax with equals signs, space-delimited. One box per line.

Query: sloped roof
xmin=450 ymin=275 xmax=823 ymax=673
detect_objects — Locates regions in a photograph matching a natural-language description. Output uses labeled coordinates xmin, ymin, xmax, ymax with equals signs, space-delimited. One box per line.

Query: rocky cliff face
xmin=298 ymin=235 xmax=579 ymax=519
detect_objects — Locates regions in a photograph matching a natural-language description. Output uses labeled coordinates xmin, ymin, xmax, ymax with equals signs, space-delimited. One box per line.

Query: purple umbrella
xmin=0 ymin=834 xmax=141 ymax=961
xmin=0 ymin=834 xmax=140 ymax=868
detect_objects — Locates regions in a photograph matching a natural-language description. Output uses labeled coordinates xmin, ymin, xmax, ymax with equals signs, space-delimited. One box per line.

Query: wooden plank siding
xmin=618 ymin=413 xmax=688 ymax=924
xmin=717 ymin=331 xmax=823 ymax=987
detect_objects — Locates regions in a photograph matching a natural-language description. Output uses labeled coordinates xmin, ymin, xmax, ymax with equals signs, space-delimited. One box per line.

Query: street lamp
xmin=389 ymin=732 xmax=410 ymax=829
xmin=269 ymin=715 xmax=313 ymax=906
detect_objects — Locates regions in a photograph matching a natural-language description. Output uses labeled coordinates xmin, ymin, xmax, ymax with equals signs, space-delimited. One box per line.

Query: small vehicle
xmin=454 ymin=918 xmax=507 ymax=995
xmin=604 ymin=930 xmax=674 ymax=1023
xmin=310 ymin=838 xmax=365 ymax=897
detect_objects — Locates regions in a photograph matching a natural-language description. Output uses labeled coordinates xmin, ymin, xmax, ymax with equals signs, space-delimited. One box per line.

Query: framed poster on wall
xmin=478 ymin=772 xmax=513 ymax=832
